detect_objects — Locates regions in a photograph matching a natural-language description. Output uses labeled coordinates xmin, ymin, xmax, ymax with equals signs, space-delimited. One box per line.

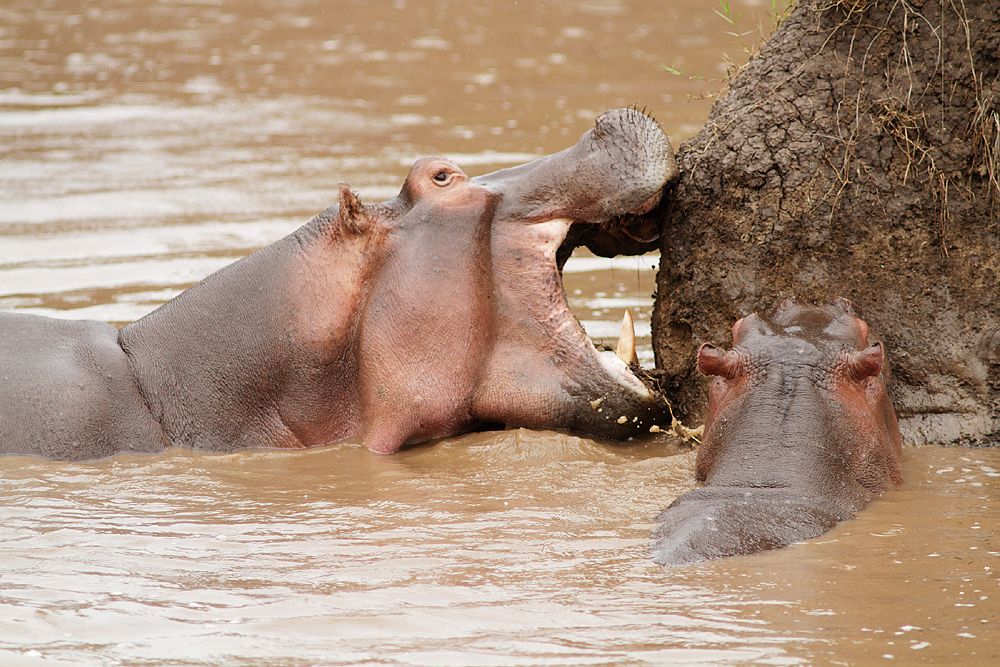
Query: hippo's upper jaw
xmin=472 ymin=108 xmax=678 ymax=227
xmin=652 ymin=298 xmax=903 ymax=566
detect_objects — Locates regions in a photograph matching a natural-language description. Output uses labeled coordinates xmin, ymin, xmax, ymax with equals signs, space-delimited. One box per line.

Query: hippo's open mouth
xmin=463 ymin=107 xmax=678 ymax=439
xmin=552 ymin=216 xmax=665 ymax=401
xmin=326 ymin=107 xmax=678 ymax=452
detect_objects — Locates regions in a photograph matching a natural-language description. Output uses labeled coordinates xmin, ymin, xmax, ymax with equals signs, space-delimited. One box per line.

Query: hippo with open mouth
xmin=0 ymin=108 xmax=677 ymax=461
xmin=652 ymin=298 xmax=903 ymax=566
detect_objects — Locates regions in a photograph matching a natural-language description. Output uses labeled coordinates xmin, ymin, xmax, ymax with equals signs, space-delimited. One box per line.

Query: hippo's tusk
xmin=615 ymin=310 xmax=639 ymax=366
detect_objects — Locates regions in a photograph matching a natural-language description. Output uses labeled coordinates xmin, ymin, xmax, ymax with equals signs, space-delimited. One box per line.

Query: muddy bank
xmin=652 ymin=0 xmax=1000 ymax=446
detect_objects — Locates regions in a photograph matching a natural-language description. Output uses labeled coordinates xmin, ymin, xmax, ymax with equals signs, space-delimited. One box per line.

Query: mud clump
xmin=651 ymin=0 xmax=1000 ymax=447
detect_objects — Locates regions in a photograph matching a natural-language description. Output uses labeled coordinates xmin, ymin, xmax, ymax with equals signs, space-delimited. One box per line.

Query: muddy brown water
xmin=1 ymin=1 xmax=998 ymax=665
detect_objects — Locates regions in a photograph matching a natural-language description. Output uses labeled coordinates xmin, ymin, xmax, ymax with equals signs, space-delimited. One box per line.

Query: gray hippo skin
xmin=0 ymin=108 xmax=677 ymax=461
xmin=652 ymin=298 xmax=903 ymax=566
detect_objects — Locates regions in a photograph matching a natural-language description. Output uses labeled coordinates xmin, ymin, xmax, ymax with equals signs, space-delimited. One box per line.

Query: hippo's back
xmin=651 ymin=486 xmax=854 ymax=566
xmin=0 ymin=312 xmax=168 ymax=460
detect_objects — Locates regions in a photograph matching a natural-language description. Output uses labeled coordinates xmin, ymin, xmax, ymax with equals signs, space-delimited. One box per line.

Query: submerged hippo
xmin=652 ymin=298 xmax=903 ymax=566
xmin=0 ymin=108 xmax=676 ymax=461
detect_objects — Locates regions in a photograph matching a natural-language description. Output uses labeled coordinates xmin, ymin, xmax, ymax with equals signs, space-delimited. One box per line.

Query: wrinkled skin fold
xmin=0 ymin=108 xmax=677 ymax=461
xmin=652 ymin=298 xmax=903 ymax=566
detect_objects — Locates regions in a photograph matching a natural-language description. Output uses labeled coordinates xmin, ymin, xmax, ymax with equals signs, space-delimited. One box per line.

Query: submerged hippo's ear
xmin=336 ymin=183 xmax=371 ymax=234
xmin=833 ymin=297 xmax=858 ymax=316
xmin=777 ymin=297 xmax=798 ymax=311
xmin=846 ymin=342 xmax=883 ymax=381
xmin=698 ymin=344 xmax=738 ymax=379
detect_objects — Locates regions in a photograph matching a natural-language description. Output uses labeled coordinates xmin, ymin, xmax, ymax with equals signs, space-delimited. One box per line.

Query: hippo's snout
xmin=473 ymin=108 xmax=678 ymax=228
xmin=585 ymin=107 xmax=678 ymax=220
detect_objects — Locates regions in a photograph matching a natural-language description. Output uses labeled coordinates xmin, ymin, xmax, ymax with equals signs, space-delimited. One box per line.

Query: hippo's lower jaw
xmin=573 ymin=348 xmax=670 ymax=438
xmin=466 ymin=211 xmax=672 ymax=443
xmin=651 ymin=487 xmax=856 ymax=566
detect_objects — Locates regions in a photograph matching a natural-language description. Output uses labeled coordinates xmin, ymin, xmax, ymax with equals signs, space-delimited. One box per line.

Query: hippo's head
xmin=316 ymin=108 xmax=676 ymax=453
xmin=696 ymin=297 xmax=903 ymax=497
xmin=652 ymin=298 xmax=902 ymax=566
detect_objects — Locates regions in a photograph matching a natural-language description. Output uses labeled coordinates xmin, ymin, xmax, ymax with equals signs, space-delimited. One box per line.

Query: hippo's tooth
xmin=615 ymin=310 xmax=639 ymax=366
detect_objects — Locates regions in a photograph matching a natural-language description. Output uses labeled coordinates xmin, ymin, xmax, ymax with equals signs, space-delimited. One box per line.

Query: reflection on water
xmin=1 ymin=0 xmax=997 ymax=664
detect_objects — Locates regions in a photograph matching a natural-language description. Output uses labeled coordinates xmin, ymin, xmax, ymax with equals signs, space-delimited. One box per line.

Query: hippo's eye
xmin=432 ymin=170 xmax=453 ymax=186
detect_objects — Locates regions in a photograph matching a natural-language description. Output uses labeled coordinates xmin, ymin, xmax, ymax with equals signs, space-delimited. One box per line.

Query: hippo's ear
xmin=846 ymin=342 xmax=883 ymax=381
xmin=698 ymin=344 xmax=738 ymax=379
xmin=336 ymin=183 xmax=372 ymax=234
xmin=833 ymin=297 xmax=859 ymax=316
xmin=777 ymin=296 xmax=798 ymax=311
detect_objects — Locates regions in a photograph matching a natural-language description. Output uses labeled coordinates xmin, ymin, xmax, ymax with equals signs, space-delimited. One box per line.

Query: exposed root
xmin=820 ymin=0 xmax=875 ymax=19
xmin=666 ymin=407 xmax=704 ymax=445
xmin=973 ymin=93 xmax=1000 ymax=219
xmin=631 ymin=365 xmax=703 ymax=446
xmin=813 ymin=0 xmax=994 ymax=242
xmin=872 ymin=97 xmax=936 ymax=186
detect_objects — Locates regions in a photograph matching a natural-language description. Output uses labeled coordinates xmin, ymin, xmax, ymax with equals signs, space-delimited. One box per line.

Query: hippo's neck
xmin=118 ymin=218 xmax=378 ymax=452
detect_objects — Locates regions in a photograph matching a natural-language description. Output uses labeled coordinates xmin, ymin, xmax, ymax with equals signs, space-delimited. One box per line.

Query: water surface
xmin=2 ymin=438 xmax=998 ymax=665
